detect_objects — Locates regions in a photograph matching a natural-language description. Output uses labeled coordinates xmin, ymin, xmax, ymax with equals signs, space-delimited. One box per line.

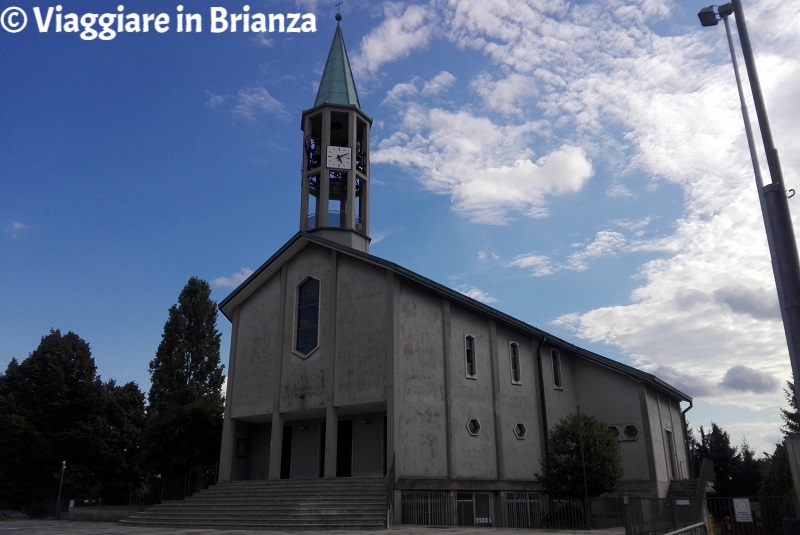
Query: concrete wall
xmin=228 ymin=275 xmax=282 ymax=419
xmin=394 ymin=287 xmax=544 ymax=483
xmin=540 ymin=344 xmax=579 ymax=426
xmin=448 ymin=306 xmax=498 ymax=480
xmin=394 ymin=281 xmax=448 ymax=478
xmin=334 ymin=254 xmax=388 ymax=406
xmin=644 ymin=389 xmax=689 ymax=496
xmin=221 ymin=241 xmax=390 ymax=480
xmin=279 ymin=246 xmax=332 ymax=414
xmin=573 ymin=360 xmax=650 ymax=483
xmin=493 ymin=325 xmax=542 ymax=481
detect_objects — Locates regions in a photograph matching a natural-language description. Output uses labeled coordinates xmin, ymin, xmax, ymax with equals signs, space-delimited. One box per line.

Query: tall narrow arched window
xmin=464 ymin=335 xmax=477 ymax=379
xmin=295 ymin=277 xmax=320 ymax=357
xmin=509 ymin=342 xmax=521 ymax=384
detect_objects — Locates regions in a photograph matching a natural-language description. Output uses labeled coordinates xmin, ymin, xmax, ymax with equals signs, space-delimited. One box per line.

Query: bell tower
xmin=300 ymin=13 xmax=373 ymax=253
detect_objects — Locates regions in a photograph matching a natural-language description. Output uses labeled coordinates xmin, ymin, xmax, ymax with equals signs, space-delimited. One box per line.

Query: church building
xmin=217 ymin=15 xmax=693 ymax=525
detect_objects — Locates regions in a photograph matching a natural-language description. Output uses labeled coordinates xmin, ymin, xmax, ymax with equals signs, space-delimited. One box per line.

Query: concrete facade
xmin=217 ymin=234 xmax=693 ymax=515
xmin=216 ymin=17 xmax=693 ymax=526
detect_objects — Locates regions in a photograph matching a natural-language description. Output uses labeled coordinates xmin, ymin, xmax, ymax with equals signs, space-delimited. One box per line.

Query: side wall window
xmin=295 ymin=277 xmax=320 ymax=356
xmin=465 ymin=335 xmax=477 ymax=379
xmin=509 ymin=342 xmax=521 ymax=384
xmin=551 ymin=349 xmax=563 ymax=389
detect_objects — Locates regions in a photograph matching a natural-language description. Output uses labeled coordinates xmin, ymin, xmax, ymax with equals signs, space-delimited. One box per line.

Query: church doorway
xmin=280 ymin=425 xmax=293 ymax=479
xmin=337 ymin=419 xmax=353 ymax=477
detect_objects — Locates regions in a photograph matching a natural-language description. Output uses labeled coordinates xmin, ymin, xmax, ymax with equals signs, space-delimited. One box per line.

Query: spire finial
xmin=335 ymin=1 xmax=343 ymax=22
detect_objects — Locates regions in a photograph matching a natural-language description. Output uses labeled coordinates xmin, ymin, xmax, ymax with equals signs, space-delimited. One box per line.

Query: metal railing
xmin=129 ymin=465 xmax=218 ymax=511
xmin=307 ymin=212 xmax=363 ymax=231
xmin=503 ymin=492 xmax=542 ymax=528
xmin=400 ymin=491 xmax=628 ymax=529
xmin=706 ymin=496 xmax=795 ymax=535
xmin=625 ymin=496 xmax=704 ymax=535
xmin=401 ymin=491 xmax=453 ymax=525
xmin=665 ymin=522 xmax=709 ymax=535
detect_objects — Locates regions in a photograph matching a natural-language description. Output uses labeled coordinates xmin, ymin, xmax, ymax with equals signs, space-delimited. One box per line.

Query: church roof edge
xmin=219 ymin=232 xmax=692 ymax=403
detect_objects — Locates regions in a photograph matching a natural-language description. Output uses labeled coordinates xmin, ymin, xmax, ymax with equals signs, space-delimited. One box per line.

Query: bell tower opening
xmin=299 ymin=15 xmax=372 ymax=253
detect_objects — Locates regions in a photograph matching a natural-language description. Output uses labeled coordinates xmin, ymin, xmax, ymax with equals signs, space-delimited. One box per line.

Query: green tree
xmin=696 ymin=423 xmax=739 ymax=496
xmin=95 ymin=380 xmax=146 ymax=502
xmin=0 ymin=330 xmax=144 ymax=512
xmin=144 ymin=277 xmax=224 ymax=475
xmin=536 ymin=411 xmax=623 ymax=497
xmin=730 ymin=439 xmax=763 ymax=496
xmin=781 ymin=381 xmax=799 ymax=436
xmin=760 ymin=442 xmax=793 ymax=496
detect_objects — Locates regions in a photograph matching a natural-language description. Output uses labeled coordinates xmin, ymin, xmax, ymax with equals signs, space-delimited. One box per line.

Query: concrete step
xmin=121 ymin=477 xmax=387 ymax=530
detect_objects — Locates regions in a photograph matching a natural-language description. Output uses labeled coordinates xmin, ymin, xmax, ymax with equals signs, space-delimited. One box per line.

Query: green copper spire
xmin=313 ymin=15 xmax=361 ymax=109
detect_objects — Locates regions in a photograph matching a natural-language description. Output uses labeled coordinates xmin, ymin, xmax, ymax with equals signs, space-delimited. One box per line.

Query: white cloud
xmin=566 ymin=231 xmax=627 ymax=271
xmin=456 ymin=285 xmax=498 ymax=303
xmin=375 ymin=107 xmax=593 ymax=223
xmin=470 ymin=73 xmax=539 ymax=116
xmin=606 ymin=181 xmax=636 ymax=199
xmin=421 ymin=71 xmax=456 ymax=97
xmin=418 ymin=0 xmax=798 ymax=428
xmin=720 ymin=365 xmax=780 ymax=394
xmin=213 ymin=268 xmax=254 ymax=289
xmin=232 ymin=87 xmax=287 ymax=120
xmin=6 ymin=221 xmax=29 ymax=240
xmin=508 ymin=253 xmax=554 ymax=277
xmin=206 ymin=87 xmax=287 ymax=120
xmin=359 ymin=0 xmax=799 ymax=453
xmin=351 ymin=3 xmax=438 ymax=78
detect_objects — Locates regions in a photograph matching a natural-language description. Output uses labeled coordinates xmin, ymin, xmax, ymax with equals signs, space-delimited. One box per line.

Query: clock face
xmin=326 ymin=146 xmax=352 ymax=170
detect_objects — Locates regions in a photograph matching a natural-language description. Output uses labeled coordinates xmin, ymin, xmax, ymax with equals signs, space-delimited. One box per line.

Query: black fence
xmin=398 ymin=492 xmax=795 ymax=534
xmin=626 ymin=497 xmax=705 ymax=535
xmin=400 ymin=491 xmax=629 ymax=529
xmin=128 ymin=465 xmax=218 ymax=510
xmin=706 ymin=496 xmax=795 ymax=535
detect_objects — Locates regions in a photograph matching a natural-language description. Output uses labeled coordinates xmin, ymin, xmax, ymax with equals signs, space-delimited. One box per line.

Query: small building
xmin=217 ymin=15 xmax=693 ymax=525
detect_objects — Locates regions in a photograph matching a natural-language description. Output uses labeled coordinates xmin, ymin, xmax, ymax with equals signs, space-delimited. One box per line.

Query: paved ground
xmin=0 ymin=521 xmax=626 ymax=535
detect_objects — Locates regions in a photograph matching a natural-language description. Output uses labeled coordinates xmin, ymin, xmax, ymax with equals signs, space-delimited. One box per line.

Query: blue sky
xmin=2 ymin=0 xmax=799 ymax=457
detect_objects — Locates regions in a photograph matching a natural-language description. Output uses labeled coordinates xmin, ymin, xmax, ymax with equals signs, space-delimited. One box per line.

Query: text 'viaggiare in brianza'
xmin=0 ymin=5 xmax=317 ymax=40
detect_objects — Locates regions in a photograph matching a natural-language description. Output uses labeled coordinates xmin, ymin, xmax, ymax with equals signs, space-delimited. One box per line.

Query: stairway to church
xmin=666 ymin=479 xmax=700 ymax=497
xmin=119 ymin=477 xmax=387 ymax=530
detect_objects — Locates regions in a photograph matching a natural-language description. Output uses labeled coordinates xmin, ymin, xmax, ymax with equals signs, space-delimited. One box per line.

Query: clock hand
xmin=337 ymin=154 xmax=343 ymax=162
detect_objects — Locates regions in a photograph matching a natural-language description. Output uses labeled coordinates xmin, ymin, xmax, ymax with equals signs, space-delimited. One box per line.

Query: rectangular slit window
xmin=465 ymin=335 xmax=476 ymax=379
xmin=509 ymin=342 xmax=521 ymax=384
xmin=552 ymin=349 xmax=563 ymax=389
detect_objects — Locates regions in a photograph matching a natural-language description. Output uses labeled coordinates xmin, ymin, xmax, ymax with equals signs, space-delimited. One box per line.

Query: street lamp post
xmin=698 ymin=0 xmax=800 ymax=427
xmin=699 ymin=0 xmax=800 ymax=514
xmin=56 ymin=461 xmax=66 ymax=520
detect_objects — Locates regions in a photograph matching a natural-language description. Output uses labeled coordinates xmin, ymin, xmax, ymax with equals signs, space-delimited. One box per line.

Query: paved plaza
xmin=0 ymin=521 xmax=625 ymax=535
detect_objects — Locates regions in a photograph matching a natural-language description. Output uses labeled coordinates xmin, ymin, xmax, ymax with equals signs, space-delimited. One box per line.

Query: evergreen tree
xmin=536 ymin=411 xmax=623 ymax=497
xmin=144 ymin=277 xmax=224 ymax=475
xmin=730 ymin=439 xmax=763 ymax=496
xmin=760 ymin=442 xmax=793 ymax=496
xmin=781 ymin=381 xmax=799 ymax=436
xmin=696 ymin=423 xmax=739 ymax=496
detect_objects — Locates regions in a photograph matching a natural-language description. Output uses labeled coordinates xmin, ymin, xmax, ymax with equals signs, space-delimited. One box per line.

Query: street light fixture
xmin=698 ymin=0 xmax=800 ymax=511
